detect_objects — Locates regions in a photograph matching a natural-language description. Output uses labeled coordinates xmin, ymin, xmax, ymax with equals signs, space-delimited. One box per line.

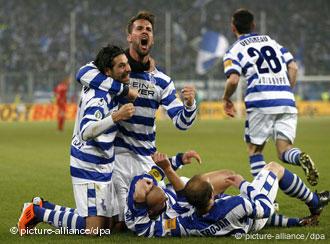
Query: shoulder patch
xmin=224 ymin=59 xmax=233 ymax=68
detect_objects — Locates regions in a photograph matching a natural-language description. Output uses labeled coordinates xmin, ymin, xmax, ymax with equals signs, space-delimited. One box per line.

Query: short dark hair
xmin=127 ymin=11 xmax=155 ymax=34
xmin=94 ymin=45 xmax=125 ymax=74
xmin=184 ymin=175 xmax=213 ymax=214
xmin=232 ymin=8 xmax=254 ymax=34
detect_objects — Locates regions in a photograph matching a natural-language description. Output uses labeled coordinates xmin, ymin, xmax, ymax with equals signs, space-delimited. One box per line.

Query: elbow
xmin=227 ymin=73 xmax=240 ymax=86
xmin=288 ymin=61 xmax=298 ymax=72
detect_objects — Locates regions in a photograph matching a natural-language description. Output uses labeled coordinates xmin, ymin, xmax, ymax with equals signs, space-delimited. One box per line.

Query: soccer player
xmin=53 ymin=77 xmax=70 ymax=131
xmin=125 ymin=152 xmax=235 ymax=237
xmin=181 ymin=163 xmax=329 ymax=236
xmin=76 ymin=11 xmax=197 ymax=225
xmin=222 ymin=9 xmax=319 ymax=186
xmin=17 ymin=45 xmax=136 ymax=236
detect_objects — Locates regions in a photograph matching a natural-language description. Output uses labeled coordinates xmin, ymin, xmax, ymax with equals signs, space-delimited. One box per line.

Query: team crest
xmin=94 ymin=110 xmax=103 ymax=120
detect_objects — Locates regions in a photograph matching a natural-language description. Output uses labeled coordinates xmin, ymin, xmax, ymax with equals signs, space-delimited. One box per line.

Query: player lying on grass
xmin=17 ymin=45 xmax=138 ymax=236
xmin=124 ymin=153 xmax=319 ymax=237
xmin=180 ymin=164 xmax=329 ymax=236
xmin=16 ymin=151 xmax=200 ymax=236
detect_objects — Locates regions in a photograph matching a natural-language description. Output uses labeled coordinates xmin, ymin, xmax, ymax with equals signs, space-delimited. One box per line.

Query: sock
xmin=249 ymin=154 xmax=266 ymax=178
xmin=279 ymin=169 xmax=319 ymax=208
xmin=34 ymin=206 xmax=85 ymax=231
xmin=267 ymin=213 xmax=300 ymax=227
xmin=43 ymin=200 xmax=78 ymax=214
xmin=281 ymin=148 xmax=301 ymax=165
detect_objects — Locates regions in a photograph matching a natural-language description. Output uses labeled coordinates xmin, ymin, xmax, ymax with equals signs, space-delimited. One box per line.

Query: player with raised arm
xmin=222 ymin=9 xmax=319 ymax=186
xmin=125 ymin=151 xmax=238 ymax=237
xmin=17 ymin=45 xmax=136 ymax=236
xmin=76 ymin=11 xmax=197 ymax=226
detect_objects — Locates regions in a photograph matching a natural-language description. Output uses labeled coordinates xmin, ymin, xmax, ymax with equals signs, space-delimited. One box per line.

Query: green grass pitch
xmin=0 ymin=117 xmax=329 ymax=243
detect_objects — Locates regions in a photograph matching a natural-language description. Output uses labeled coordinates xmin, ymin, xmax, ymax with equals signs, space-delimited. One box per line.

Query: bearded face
xmin=127 ymin=19 xmax=154 ymax=58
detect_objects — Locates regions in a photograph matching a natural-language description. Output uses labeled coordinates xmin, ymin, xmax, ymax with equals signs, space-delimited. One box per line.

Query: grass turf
xmin=0 ymin=117 xmax=329 ymax=243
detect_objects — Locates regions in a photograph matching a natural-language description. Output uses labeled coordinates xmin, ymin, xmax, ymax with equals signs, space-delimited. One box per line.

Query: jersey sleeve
xmin=79 ymin=96 xmax=108 ymax=141
xmin=168 ymin=153 xmax=184 ymax=171
xmin=76 ymin=63 xmax=124 ymax=96
xmin=160 ymin=80 xmax=197 ymax=130
xmin=223 ymin=51 xmax=242 ymax=78
xmin=279 ymin=46 xmax=294 ymax=64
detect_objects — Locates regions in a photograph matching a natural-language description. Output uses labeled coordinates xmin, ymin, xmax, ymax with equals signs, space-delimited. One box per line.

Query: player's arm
xmin=81 ymin=102 xmax=135 ymax=141
xmin=125 ymin=175 xmax=165 ymax=237
xmin=76 ymin=63 xmax=138 ymax=101
xmin=160 ymin=81 xmax=197 ymax=131
xmin=287 ymin=60 xmax=298 ymax=88
xmin=222 ymin=73 xmax=240 ymax=117
xmin=153 ymin=152 xmax=185 ymax=192
xmin=222 ymin=52 xmax=242 ymax=118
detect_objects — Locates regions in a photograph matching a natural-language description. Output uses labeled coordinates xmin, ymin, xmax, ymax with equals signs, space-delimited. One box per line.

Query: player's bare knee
xmin=264 ymin=161 xmax=284 ymax=178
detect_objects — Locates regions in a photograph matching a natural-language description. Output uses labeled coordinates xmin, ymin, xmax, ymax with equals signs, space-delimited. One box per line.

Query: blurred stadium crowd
xmin=0 ymin=0 xmax=329 ymax=102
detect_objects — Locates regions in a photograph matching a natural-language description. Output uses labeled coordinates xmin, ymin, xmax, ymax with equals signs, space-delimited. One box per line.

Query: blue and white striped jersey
xmin=223 ymin=33 xmax=297 ymax=114
xmin=76 ymin=64 xmax=197 ymax=161
xmin=70 ymin=86 xmax=119 ymax=184
xmin=179 ymin=172 xmax=277 ymax=236
xmin=125 ymin=174 xmax=192 ymax=237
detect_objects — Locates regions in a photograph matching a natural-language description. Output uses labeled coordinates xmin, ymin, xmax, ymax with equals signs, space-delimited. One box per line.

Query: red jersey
xmin=54 ymin=81 xmax=69 ymax=107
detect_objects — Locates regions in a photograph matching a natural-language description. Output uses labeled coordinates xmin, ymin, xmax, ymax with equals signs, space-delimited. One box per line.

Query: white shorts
xmin=113 ymin=152 xmax=155 ymax=221
xmin=72 ymin=182 xmax=119 ymax=218
xmin=247 ymin=169 xmax=279 ymax=232
xmin=245 ymin=112 xmax=297 ymax=145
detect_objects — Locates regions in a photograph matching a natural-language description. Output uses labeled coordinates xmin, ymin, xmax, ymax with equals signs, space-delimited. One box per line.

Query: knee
xmin=264 ymin=161 xmax=284 ymax=178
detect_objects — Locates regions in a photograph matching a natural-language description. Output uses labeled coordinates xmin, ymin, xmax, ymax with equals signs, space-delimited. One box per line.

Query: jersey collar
xmin=238 ymin=33 xmax=259 ymax=41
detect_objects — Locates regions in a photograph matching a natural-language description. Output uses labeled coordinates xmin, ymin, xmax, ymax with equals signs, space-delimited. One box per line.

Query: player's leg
xmin=248 ymin=164 xmax=280 ymax=232
xmin=266 ymin=213 xmax=300 ymax=227
xmin=265 ymin=162 xmax=329 ymax=218
xmin=17 ymin=203 xmax=86 ymax=236
xmin=32 ymin=196 xmax=78 ymax=213
xmin=112 ymin=152 xmax=136 ymax=231
xmin=266 ymin=212 xmax=320 ymax=227
xmin=247 ymin=143 xmax=267 ymax=178
xmin=18 ymin=182 xmax=115 ymax=235
xmin=57 ymin=105 xmax=65 ymax=131
xmin=275 ymin=113 xmax=319 ymax=186
xmin=245 ymin=112 xmax=273 ymax=178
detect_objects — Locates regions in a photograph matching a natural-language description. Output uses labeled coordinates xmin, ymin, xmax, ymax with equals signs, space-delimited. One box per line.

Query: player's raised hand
xmin=223 ymin=98 xmax=236 ymax=117
xmin=152 ymin=152 xmax=172 ymax=172
xmin=181 ymin=85 xmax=196 ymax=107
xmin=225 ymin=174 xmax=244 ymax=189
xmin=182 ymin=150 xmax=202 ymax=165
xmin=112 ymin=103 xmax=135 ymax=122
xmin=126 ymin=87 xmax=139 ymax=102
